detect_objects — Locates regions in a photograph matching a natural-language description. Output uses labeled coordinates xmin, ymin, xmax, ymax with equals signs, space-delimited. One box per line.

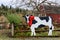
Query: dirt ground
xmin=0 ymin=29 xmax=60 ymax=40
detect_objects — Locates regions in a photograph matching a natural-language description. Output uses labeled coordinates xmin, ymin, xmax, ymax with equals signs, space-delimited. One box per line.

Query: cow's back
xmin=39 ymin=16 xmax=49 ymax=22
xmin=33 ymin=16 xmax=52 ymax=26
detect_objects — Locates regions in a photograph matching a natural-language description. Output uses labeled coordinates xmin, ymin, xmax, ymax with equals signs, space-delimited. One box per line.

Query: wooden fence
xmin=11 ymin=24 xmax=60 ymax=36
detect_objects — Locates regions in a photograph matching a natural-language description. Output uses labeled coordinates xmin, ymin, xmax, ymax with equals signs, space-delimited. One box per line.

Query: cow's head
xmin=23 ymin=15 xmax=30 ymax=23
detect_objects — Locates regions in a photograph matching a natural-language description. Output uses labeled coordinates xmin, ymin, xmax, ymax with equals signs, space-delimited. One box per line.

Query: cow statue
xmin=23 ymin=15 xmax=54 ymax=36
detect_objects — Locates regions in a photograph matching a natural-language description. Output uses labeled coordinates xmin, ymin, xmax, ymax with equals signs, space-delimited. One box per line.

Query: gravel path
xmin=0 ymin=29 xmax=60 ymax=40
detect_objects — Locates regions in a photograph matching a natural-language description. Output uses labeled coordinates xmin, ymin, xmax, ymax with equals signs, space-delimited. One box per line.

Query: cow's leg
xmin=30 ymin=26 xmax=36 ymax=36
xmin=48 ymin=25 xmax=52 ymax=36
xmin=52 ymin=24 xmax=54 ymax=30
xmin=34 ymin=29 xmax=36 ymax=36
xmin=48 ymin=29 xmax=52 ymax=36
xmin=30 ymin=27 xmax=33 ymax=36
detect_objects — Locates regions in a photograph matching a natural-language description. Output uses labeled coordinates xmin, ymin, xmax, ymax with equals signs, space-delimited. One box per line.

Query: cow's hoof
xmin=31 ymin=34 xmax=33 ymax=36
xmin=34 ymin=34 xmax=36 ymax=36
xmin=48 ymin=34 xmax=52 ymax=36
xmin=34 ymin=35 xmax=36 ymax=36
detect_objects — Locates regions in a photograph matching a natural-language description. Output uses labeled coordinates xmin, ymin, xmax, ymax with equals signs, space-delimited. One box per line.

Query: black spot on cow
xmin=38 ymin=24 xmax=45 ymax=28
xmin=50 ymin=27 xmax=52 ymax=30
xmin=32 ymin=20 xmax=37 ymax=24
xmin=39 ymin=16 xmax=49 ymax=22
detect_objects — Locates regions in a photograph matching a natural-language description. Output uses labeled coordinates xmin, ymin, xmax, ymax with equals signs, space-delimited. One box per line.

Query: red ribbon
xmin=28 ymin=15 xmax=34 ymax=26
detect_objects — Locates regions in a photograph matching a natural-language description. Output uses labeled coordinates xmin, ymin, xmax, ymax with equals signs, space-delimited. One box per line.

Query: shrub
xmin=6 ymin=13 xmax=22 ymax=25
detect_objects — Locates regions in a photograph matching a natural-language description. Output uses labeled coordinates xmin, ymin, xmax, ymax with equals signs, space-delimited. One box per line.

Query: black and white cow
xmin=23 ymin=15 xmax=54 ymax=36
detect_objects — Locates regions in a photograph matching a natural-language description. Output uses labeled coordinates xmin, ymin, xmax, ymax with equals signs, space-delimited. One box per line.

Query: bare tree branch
xmin=11 ymin=0 xmax=52 ymax=14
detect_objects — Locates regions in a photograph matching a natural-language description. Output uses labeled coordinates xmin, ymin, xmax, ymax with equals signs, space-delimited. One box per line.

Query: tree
xmin=11 ymin=0 xmax=47 ymax=16
xmin=11 ymin=0 xmax=58 ymax=16
xmin=1 ymin=4 xmax=5 ymax=9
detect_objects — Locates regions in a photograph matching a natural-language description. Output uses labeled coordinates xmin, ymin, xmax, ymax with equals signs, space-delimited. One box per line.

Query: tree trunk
xmin=11 ymin=23 xmax=14 ymax=36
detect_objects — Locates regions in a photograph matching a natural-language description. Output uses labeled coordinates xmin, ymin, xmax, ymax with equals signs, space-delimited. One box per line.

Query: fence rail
xmin=14 ymin=30 xmax=60 ymax=33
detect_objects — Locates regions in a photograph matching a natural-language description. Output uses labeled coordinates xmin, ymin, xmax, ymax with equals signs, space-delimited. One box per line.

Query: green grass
xmin=36 ymin=32 xmax=48 ymax=36
xmin=14 ymin=31 xmax=60 ymax=37
xmin=14 ymin=32 xmax=31 ymax=36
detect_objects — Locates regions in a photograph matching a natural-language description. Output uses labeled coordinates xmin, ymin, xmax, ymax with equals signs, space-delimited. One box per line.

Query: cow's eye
xmin=26 ymin=15 xmax=29 ymax=16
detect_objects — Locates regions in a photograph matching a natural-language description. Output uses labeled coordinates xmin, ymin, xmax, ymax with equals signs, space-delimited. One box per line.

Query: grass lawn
xmin=14 ymin=31 xmax=60 ymax=37
xmin=0 ymin=29 xmax=60 ymax=40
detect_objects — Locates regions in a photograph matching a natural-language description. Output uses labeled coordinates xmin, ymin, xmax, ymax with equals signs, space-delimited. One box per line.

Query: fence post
xmin=11 ymin=23 xmax=14 ymax=36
